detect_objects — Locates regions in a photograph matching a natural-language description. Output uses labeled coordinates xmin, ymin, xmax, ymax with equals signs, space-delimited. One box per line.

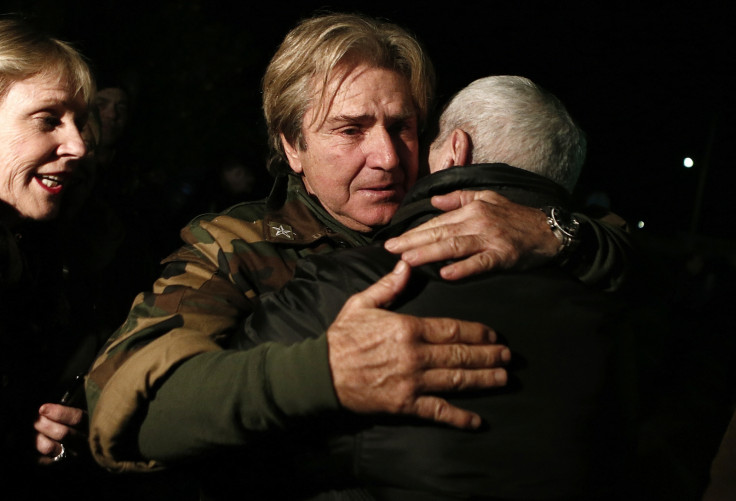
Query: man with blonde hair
xmin=232 ymin=75 xmax=636 ymax=499
xmin=85 ymin=13 xmax=631 ymax=499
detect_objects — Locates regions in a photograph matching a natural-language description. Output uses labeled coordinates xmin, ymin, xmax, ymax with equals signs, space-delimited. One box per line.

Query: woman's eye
xmin=39 ymin=115 xmax=62 ymax=130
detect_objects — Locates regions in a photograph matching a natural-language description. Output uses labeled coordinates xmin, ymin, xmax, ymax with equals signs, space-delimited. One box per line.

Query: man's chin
xmin=361 ymin=205 xmax=401 ymax=230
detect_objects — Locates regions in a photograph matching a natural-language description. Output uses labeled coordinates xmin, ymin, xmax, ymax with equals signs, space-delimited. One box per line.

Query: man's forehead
xmin=323 ymin=110 xmax=416 ymax=127
xmin=308 ymin=65 xmax=416 ymax=125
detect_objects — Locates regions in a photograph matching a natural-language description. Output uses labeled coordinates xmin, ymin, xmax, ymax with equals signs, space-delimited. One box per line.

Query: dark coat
xmin=237 ymin=164 xmax=639 ymax=500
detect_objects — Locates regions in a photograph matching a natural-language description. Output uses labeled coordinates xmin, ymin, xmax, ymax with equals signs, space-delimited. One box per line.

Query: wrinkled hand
xmin=34 ymin=403 xmax=88 ymax=465
xmin=327 ymin=260 xmax=510 ymax=429
xmin=384 ymin=190 xmax=560 ymax=280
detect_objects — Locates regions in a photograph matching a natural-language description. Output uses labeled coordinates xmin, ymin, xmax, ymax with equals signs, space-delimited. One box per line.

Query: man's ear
xmin=449 ymin=129 xmax=470 ymax=167
xmin=280 ymin=133 xmax=303 ymax=174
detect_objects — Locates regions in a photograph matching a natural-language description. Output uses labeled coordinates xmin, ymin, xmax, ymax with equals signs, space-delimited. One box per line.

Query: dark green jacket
xmin=85 ymin=169 xmax=632 ymax=476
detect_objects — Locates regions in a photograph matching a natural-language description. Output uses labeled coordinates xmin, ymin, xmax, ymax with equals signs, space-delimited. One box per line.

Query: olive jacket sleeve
xmin=85 ymin=177 xmax=369 ymax=473
xmin=569 ymin=211 xmax=634 ymax=292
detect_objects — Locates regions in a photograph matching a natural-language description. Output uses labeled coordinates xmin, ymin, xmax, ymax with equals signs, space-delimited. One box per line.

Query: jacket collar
xmin=262 ymin=174 xmax=371 ymax=247
xmin=262 ymin=164 xmax=567 ymax=245
xmin=403 ymin=163 xmax=570 ymax=207
xmin=379 ymin=163 xmax=571 ymax=240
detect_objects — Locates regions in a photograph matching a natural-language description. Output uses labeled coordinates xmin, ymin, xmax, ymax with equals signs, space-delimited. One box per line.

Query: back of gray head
xmin=434 ymin=75 xmax=586 ymax=193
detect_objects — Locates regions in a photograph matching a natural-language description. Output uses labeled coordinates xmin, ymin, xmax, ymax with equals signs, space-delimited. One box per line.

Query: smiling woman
xmin=0 ymin=73 xmax=88 ymax=221
xmin=0 ymin=21 xmax=92 ymax=224
xmin=0 ymin=16 xmax=99 ymax=499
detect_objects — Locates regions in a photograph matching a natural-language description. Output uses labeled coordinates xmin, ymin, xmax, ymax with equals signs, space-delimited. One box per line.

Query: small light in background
xmin=637 ymin=220 xmax=645 ymax=229
xmin=683 ymin=157 xmax=694 ymax=168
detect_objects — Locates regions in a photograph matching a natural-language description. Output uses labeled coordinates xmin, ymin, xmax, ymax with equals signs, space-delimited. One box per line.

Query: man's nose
xmin=364 ymin=127 xmax=400 ymax=170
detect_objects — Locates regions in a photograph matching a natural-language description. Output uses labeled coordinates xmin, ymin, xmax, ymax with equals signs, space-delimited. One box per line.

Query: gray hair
xmin=432 ymin=75 xmax=585 ymax=192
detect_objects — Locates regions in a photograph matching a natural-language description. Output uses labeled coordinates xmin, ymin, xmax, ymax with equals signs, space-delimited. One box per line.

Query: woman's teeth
xmin=38 ymin=175 xmax=62 ymax=188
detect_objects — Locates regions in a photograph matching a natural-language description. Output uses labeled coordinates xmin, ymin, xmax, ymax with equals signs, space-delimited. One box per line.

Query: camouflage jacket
xmin=85 ymin=174 xmax=371 ymax=472
xmin=85 ymin=171 xmax=632 ymax=474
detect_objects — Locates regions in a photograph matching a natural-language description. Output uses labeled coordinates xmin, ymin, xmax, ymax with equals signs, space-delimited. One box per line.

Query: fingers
xmin=38 ymin=403 xmax=86 ymax=428
xmin=35 ymin=430 xmax=61 ymax=457
xmin=34 ymin=404 xmax=88 ymax=463
xmin=385 ymin=188 xmax=558 ymax=278
xmin=421 ymin=367 xmax=508 ymax=391
xmin=417 ymin=315 xmax=497 ymax=344
xmin=429 ymin=189 xmax=508 ymax=212
xmin=35 ymin=436 xmax=65 ymax=465
xmin=328 ymin=308 xmax=510 ymax=426
xmin=415 ymin=238 xmax=500 ymax=275
xmin=344 ymin=259 xmax=411 ymax=310
xmin=326 ymin=254 xmax=513 ymax=431
xmin=384 ymin=196 xmax=508 ymax=267
xmin=388 ymin=230 xmax=513 ymax=279
xmin=382 ymin=191 xmax=498 ymax=256
xmin=439 ymin=250 xmax=500 ymax=281
xmin=34 ymin=414 xmax=85 ymax=443
xmin=391 ymin=366 xmax=508 ymax=430
xmin=411 ymin=395 xmax=483 ymax=429
xmin=422 ymin=339 xmax=511 ymax=369
xmin=35 ymin=420 xmax=75 ymax=465
xmin=383 ymin=211 xmax=461 ymax=256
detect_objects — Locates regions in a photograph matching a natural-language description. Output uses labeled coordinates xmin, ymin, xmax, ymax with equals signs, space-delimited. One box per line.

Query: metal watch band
xmin=541 ymin=206 xmax=580 ymax=260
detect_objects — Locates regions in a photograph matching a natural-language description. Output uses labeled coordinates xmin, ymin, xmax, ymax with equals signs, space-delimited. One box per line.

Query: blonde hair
xmin=262 ymin=12 xmax=435 ymax=173
xmin=0 ymin=18 xmax=94 ymax=104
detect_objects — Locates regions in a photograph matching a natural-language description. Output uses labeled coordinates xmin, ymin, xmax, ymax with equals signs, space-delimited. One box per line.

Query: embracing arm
xmin=385 ymin=190 xmax=633 ymax=291
xmin=138 ymin=260 xmax=509 ymax=465
xmin=559 ymin=210 xmax=632 ymax=291
xmin=88 ymin=213 xmax=509 ymax=471
xmin=85 ymin=217 xmax=258 ymax=472
xmin=138 ymin=337 xmax=338 ymax=464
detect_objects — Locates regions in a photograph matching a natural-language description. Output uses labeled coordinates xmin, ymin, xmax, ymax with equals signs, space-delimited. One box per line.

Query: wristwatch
xmin=541 ymin=206 xmax=580 ymax=261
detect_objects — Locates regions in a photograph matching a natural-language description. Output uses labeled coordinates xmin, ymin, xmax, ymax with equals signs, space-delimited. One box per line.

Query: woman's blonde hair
xmin=0 ymin=18 xmax=94 ymax=104
xmin=262 ymin=12 xmax=435 ymax=173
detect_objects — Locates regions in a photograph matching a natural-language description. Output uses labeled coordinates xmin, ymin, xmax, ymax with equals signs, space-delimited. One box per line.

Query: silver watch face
xmin=550 ymin=207 xmax=580 ymax=239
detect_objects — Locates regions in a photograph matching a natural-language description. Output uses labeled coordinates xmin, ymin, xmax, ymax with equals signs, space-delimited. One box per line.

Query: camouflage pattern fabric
xmin=85 ymin=171 xmax=632 ymax=473
xmin=85 ymin=174 xmax=370 ymax=472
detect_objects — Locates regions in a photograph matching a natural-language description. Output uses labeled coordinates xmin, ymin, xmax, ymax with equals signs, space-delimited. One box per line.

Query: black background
xmin=5 ymin=0 xmax=735 ymax=244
